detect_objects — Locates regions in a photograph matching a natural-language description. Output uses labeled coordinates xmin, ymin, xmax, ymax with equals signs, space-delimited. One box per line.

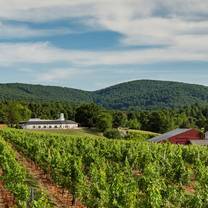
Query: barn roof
xmin=190 ymin=140 xmax=208 ymax=145
xmin=148 ymin=128 xmax=191 ymax=142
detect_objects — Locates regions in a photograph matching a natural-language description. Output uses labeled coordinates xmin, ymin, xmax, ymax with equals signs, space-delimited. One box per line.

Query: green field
xmin=126 ymin=129 xmax=159 ymax=137
xmin=26 ymin=127 xmax=104 ymax=138
xmin=120 ymin=128 xmax=160 ymax=141
xmin=2 ymin=128 xmax=208 ymax=207
xmin=26 ymin=127 xmax=158 ymax=141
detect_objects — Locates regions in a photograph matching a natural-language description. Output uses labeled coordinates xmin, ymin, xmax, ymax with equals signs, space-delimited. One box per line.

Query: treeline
xmin=76 ymin=102 xmax=208 ymax=138
xmin=2 ymin=80 xmax=208 ymax=110
xmin=0 ymin=101 xmax=75 ymax=126
xmin=0 ymin=101 xmax=208 ymax=134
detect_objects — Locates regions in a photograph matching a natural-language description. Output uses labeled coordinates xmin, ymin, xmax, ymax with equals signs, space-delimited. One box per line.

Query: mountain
xmin=0 ymin=83 xmax=92 ymax=103
xmin=1 ymin=80 xmax=208 ymax=109
xmin=93 ymin=80 xmax=208 ymax=109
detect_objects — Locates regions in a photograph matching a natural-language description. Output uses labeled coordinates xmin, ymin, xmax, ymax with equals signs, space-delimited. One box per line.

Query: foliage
xmin=75 ymin=103 xmax=102 ymax=128
xmin=127 ymin=119 xmax=141 ymax=129
xmin=32 ymin=128 xmax=103 ymax=138
xmin=96 ymin=112 xmax=113 ymax=132
xmin=1 ymin=99 xmax=208 ymax=134
xmin=0 ymin=136 xmax=52 ymax=207
xmin=0 ymin=83 xmax=92 ymax=104
xmin=3 ymin=129 xmax=208 ymax=207
xmin=94 ymin=80 xmax=208 ymax=110
xmin=103 ymin=129 xmax=122 ymax=139
xmin=124 ymin=129 xmax=159 ymax=141
xmin=1 ymin=102 xmax=31 ymax=126
xmin=112 ymin=112 xmax=127 ymax=128
xmin=2 ymin=80 xmax=208 ymax=110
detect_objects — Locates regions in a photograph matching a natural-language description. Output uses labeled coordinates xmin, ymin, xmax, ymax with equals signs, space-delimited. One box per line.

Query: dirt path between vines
xmin=0 ymin=169 xmax=16 ymax=208
xmin=13 ymin=149 xmax=86 ymax=208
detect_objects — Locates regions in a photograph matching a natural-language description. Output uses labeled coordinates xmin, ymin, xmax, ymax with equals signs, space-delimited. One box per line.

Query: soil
xmin=13 ymin=149 xmax=86 ymax=208
xmin=0 ymin=169 xmax=16 ymax=208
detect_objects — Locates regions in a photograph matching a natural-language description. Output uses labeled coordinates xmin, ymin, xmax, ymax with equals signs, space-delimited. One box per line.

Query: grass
xmin=27 ymin=127 xmax=105 ymax=139
xmin=26 ymin=127 xmax=159 ymax=141
xmin=127 ymin=129 xmax=160 ymax=137
xmin=119 ymin=128 xmax=160 ymax=141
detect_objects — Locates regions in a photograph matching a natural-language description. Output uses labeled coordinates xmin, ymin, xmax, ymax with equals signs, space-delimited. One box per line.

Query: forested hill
xmin=0 ymin=83 xmax=93 ymax=103
xmin=1 ymin=80 xmax=208 ymax=109
xmin=94 ymin=80 xmax=208 ymax=109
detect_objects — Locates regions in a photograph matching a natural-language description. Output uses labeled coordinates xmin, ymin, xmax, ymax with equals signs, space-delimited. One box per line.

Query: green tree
xmin=75 ymin=103 xmax=102 ymax=128
xmin=127 ymin=118 xmax=141 ymax=129
xmin=2 ymin=102 xmax=31 ymax=126
xmin=103 ymin=129 xmax=122 ymax=139
xmin=96 ymin=112 xmax=112 ymax=132
xmin=112 ymin=112 xmax=127 ymax=128
xmin=147 ymin=111 xmax=175 ymax=133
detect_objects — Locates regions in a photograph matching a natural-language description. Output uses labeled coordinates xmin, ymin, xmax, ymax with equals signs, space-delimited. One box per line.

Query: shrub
xmin=103 ymin=129 xmax=122 ymax=139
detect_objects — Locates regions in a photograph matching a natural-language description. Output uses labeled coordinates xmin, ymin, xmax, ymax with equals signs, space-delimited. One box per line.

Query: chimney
xmin=59 ymin=113 xmax=65 ymax=121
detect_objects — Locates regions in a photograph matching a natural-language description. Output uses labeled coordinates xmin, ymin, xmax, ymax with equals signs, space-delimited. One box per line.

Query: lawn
xmin=119 ymin=128 xmax=160 ymax=141
xmin=25 ymin=127 xmax=159 ymax=141
xmin=27 ymin=127 xmax=105 ymax=138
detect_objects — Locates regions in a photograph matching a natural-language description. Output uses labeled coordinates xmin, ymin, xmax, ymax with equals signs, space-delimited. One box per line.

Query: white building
xmin=20 ymin=113 xmax=78 ymax=130
xmin=205 ymin=131 xmax=208 ymax=140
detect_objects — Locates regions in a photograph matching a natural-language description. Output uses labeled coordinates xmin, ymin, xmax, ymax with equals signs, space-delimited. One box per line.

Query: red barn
xmin=148 ymin=128 xmax=202 ymax=145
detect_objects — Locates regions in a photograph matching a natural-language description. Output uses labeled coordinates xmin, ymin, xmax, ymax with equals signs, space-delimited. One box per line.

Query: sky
xmin=0 ymin=0 xmax=208 ymax=90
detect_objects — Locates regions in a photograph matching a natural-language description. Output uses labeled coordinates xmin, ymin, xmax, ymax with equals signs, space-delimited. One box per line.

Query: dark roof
xmin=20 ymin=120 xmax=78 ymax=125
xmin=190 ymin=140 xmax=208 ymax=145
xmin=148 ymin=128 xmax=191 ymax=142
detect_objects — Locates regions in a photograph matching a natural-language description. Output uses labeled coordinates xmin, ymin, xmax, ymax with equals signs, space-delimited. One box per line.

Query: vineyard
xmin=0 ymin=135 xmax=51 ymax=207
xmin=1 ymin=129 xmax=208 ymax=207
xmin=121 ymin=129 xmax=160 ymax=141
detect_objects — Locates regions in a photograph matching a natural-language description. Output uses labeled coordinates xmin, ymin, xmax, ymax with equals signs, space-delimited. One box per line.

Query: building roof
xmin=190 ymin=140 xmax=208 ymax=145
xmin=20 ymin=120 xmax=78 ymax=125
xmin=148 ymin=128 xmax=191 ymax=142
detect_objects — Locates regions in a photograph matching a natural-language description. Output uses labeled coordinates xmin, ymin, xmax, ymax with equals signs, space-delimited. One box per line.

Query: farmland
xmin=27 ymin=128 xmax=104 ymax=139
xmin=0 ymin=135 xmax=52 ymax=207
xmin=122 ymin=129 xmax=160 ymax=141
xmin=1 ymin=128 xmax=208 ymax=207
xmin=27 ymin=128 xmax=158 ymax=141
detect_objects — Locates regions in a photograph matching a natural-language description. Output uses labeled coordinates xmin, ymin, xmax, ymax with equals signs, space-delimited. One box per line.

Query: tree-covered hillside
xmin=94 ymin=80 xmax=208 ymax=109
xmin=0 ymin=83 xmax=92 ymax=103
xmin=1 ymin=80 xmax=208 ymax=109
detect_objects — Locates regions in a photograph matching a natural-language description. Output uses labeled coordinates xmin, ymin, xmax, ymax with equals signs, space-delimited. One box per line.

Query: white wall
xmin=205 ymin=132 xmax=208 ymax=140
xmin=22 ymin=123 xmax=78 ymax=130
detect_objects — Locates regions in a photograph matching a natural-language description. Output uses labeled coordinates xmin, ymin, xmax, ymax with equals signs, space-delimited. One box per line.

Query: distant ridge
xmin=1 ymin=80 xmax=208 ymax=109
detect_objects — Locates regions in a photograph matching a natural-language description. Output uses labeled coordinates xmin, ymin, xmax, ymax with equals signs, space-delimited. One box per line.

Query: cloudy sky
xmin=0 ymin=0 xmax=208 ymax=90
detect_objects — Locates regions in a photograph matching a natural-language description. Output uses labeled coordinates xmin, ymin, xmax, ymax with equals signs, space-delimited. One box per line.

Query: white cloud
xmin=0 ymin=0 xmax=207 ymax=68
xmin=0 ymin=0 xmax=95 ymax=22
xmin=0 ymin=0 xmax=207 ymax=22
xmin=0 ymin=40 xmax=207 ymax=67
xmin=118 ymin=18 xmax=208 ymax=46
xmin=0 ymin=0 xmax=207 ymax=49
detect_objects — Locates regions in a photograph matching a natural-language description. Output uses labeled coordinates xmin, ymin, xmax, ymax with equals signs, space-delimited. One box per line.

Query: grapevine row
xmin=2 ymin=129 xmax=208 ymax=207
xmin=0 ymin=135 xmax=51 ymax=208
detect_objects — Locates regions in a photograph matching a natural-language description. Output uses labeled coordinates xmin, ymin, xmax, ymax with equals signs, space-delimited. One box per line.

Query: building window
xmin=49 ymin=126 xmax=52 ymax=128
xmin=38 ymin=126 xmax=41 ymax=129
xmin=44 ymin=126 xmax=46 ymax=128
xmin=55 ymin=126 xmax=58 ymax=128
xmin=33 ymin=126 xmax=36 ymax=129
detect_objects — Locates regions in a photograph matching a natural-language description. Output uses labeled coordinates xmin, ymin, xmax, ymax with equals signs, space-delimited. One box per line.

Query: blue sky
xmin=0 ymin=0 xmax=208 ymax=90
